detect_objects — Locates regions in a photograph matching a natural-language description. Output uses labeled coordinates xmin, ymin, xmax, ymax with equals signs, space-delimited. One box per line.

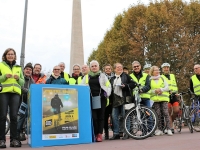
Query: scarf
xmin=52 ymin=73 xmax=60 ymax=79
xmin=113 ymin=74 xmax=123 ymax=97
xmin=88 ymin=71 xmax=101 ymax=77
xmin=150 ymin=75 xmax=161 ymax=80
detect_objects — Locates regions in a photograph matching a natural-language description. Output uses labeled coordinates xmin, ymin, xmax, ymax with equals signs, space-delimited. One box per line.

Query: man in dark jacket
xmin=109 ymin=63 xmax=137 ymax=140
xmin=17 ymin=63 xmax=35 ymax=141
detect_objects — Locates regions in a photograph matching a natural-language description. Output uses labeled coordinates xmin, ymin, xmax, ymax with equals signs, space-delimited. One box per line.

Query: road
xmin=5 ymin=128 xmax=200 ymax=150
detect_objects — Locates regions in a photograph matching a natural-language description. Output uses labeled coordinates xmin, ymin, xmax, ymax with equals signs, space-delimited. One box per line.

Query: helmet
xmin=161 ymin=63 xmax=170 ymax=68
xmin=143 ymin=64 xmax=151 ymax=69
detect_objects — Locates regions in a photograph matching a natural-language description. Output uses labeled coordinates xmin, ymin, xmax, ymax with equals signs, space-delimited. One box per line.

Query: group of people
xmin=0 ymin=48 xmax=200 ymax=148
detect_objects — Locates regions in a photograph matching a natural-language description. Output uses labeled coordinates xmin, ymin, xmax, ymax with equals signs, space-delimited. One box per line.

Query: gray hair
xmin=73 ymin=64 xmax=81 ymax=69
xmin=58 ymin=62 xmax=65 ymax=66
xmin=113 ymin=63 xmax=123 ymax=69
xmin=89 ymin=60 xmax=99 ymax=67
xmin=132 ymin=61 xmax=141 ymax=66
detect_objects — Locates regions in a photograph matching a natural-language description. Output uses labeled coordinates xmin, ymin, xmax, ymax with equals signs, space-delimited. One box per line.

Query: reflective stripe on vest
xmin=64 ymin=72 xmax=70 ymax=82
xmin=150 ymin=78 xmax=169 ymax=102
xmin=161 ymin=74 xmax=178 ymax=93
xmin=130 ymin=73 xmax=150 ymax=98
xmin=85 ymin=74 xmax=89 ymax=84
xmin=0 ymin=63 xmax=22 ymax=95
xmin=191 ymin=75 xmax=200 ymax=96
xmin=77 ymin=76 xmax=82 ymax=85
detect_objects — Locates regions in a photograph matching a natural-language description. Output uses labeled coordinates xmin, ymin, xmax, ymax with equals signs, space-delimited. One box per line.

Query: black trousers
xmin=92 ymin=97 xmax=106 ymax=135
xmin=0 ymin=93 xmax=20 ymax=141
xmin=104 ymin=104 xmax=112 ymax=134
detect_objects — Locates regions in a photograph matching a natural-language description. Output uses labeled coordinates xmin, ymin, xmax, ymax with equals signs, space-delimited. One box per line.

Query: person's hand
xmin=121 ymin=84 xmax=125 ymax=88
xmin=155 ymin=89 xmax=162 ymax=95
xmin=6 ymin=74 xmax=12 ymax=78
xmin=13 ymin=74 xmax=19 ymax=80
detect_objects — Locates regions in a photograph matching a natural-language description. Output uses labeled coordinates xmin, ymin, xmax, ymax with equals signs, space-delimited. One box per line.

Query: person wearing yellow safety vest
xmin=81 ymin=64 xmax=90 ymax=83
xmin=81 ymin=60 xmax=111 ymax=142
xmin=58 ymin=62 xmax=71 ymax=84
xmin=161 ymin=62 xmax=179 ymax=134
xmin=69 ymin=64 xmax=83 ymax=85
xmin=149 ymin=66 xmax=172 ymax=136
xmin=109 ymin=63 xmax=137 ymax=140
xmin=102 ymin=64 xmax=115 ymax=140
xmin=130 ymin=61 xmax=151 ymax=107
xmin=0 ymin=48 xmax=25 ymax=148
xmin=190 ymin=64 xmax=200 ymax=96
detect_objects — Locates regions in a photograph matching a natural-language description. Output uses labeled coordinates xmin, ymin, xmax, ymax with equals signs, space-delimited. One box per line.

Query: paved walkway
xmin=5 ymin=128 xmax=200 ymax=150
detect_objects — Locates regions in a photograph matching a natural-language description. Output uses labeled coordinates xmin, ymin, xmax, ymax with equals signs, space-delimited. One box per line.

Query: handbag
xmin=91 ymin=88 xmax=101 ymax=109
xmin=113 ymin=94 xmax=124 ymax=107
xmin=124 ymin=84 xmax=135 ymax=110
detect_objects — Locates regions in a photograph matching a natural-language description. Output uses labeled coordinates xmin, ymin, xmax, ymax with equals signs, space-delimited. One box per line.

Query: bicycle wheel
xmin=174 ymin=115 xmax=182 ymax=133
xmin=190 ymin=108 xmax=200 ymax=132
xmin=123 ymin=106 xmax=158 ymax=140
xmin=5 ymin=117 xmax=10 ymax=135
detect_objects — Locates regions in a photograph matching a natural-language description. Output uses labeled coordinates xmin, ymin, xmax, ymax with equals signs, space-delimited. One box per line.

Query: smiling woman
xmin=0 ymin=48 xmax=25 ymax=148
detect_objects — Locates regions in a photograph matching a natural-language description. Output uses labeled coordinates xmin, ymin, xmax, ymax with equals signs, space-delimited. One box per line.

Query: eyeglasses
xmin=54 ymin=69 xmax=60 ymax=71
xmin=6 ymin=54 xmax=14 ymax=56
xmin=194 ymin=67 xmax=200 ymax=70
xmin=73 ymin=68 xmax=80 ymax=70
xmin=133 ymin=65 xmax=140 ymax=68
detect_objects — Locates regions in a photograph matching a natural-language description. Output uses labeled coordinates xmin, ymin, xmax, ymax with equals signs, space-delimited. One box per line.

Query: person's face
xmin=162 ymin=66 xmax=170 ymax=74
xmin=104 ymin=66 xmax=112 ymax=75
xmin=24 ymin=67 xmax=32 ymax=77
xmin=59 ymin=64 xmax=65 ymax=72
xmin=194 ymin=65 xmax=200 ymax=75
xmin=73 ymin=65 xmax=81 ymax=75
xmin=6 ymin=50 xmax=15 ymax=62
xmin=132 ymin=63 xmax=141 ymax=73
xmin=33 ymin=65 xmax=41 ymax=75
xmin=82 ymin=65 xmax=89 ymax=75
xmin=115 ymin=64 xmax=123 ymax=75
xmin=144 ymin=68 xmax=150 ymax=74
xmin=123 ymin=69 xmax=129 ymax=74
xmin=90 ymin=63 xmax=99 ymax=73
xmin=53 ymin=67 xmax=61 ymax=76
xmin=152 ymin=67 xmax=160 ymax=76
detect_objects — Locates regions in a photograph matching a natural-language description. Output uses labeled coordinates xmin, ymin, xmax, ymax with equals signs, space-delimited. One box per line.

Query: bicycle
xmin=123 ymin=84 xmax=158 ymax=140
xmin=189 ymin=90 xmax=200 ymax=132
xmin=173 ymin=91 xmax=193 ymax=133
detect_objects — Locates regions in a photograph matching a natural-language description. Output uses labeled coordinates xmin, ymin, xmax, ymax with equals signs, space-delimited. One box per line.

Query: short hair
xmin=34 ymin=63 xmax=42 ymax=69
xmin=123 ymin=67 xmax=128 ymax=70
xmin=103 ymin=64 xmax=113 ymax=71
xmin=149 ymin=66 xmax=159 ymax=76
xmin=113 ymin=63 xmax=123 ymax=69
xmin=53 ymin=65 xmax=60 ymax=70
xmin=132 ymin=61 xmax=141 ymax=66
xmin=89 ymin=60 xmax=99 ymax=67
xmin=73 ymin=64 xmax=81 ymax=69
xmin=2 ymin=48 xmax=17 ymax=61
xmin=58 ymin=62 xmax=65 ymax=66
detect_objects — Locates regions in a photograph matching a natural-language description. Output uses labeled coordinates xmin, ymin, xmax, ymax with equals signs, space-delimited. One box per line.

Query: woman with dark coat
xmin=109 ymin=63 xmax=137 ymax=140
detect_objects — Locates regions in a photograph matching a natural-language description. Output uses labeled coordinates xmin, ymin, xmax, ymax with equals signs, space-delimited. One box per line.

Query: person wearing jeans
xmin=0 ymin=48 xmax=24 ymax=148
xmin=109 ymin=63 xmax=137 ymax=140
xmin=17 ymin=63 xmax=35 ymax=141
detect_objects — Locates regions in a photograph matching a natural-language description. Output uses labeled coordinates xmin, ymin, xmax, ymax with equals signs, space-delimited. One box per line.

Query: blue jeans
xmin=17 ymin=110 xmax=27 ymax=135
xmin=141 ymin=99 xmax=150 ymax=107
xmin=112 ymin=105 xmax=125 ymax=134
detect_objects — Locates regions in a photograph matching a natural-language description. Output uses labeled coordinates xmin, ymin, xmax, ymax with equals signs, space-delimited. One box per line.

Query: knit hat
xmin=24 ymin=62 xmax=33 ymax=71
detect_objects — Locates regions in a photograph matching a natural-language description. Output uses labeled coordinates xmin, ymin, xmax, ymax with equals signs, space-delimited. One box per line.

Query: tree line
xmin=87 ymin=0 xmax=200 ymax=96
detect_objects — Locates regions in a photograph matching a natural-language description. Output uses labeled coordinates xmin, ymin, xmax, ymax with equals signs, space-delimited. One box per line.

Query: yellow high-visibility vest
xmin=191 ymin=75 xmax=200 ymax=96
xmin=150 ymin=78 xmax=169 ymax=102
xmin=0 ymin=62 xmax=23 ymax=95
xmin=130 ymin=73 xmax=150 ymax=98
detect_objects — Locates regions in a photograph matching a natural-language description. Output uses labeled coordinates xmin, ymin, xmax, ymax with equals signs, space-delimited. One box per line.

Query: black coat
xmin=110 ymin=72 xmax=137 ymax=107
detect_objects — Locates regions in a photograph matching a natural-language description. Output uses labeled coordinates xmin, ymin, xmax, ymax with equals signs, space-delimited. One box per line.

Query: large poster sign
xmin=42 ymin=88 xmax=79 ymax=140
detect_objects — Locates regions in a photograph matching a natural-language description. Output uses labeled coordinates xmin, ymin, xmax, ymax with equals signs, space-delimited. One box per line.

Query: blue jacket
xmin=46 ymin=75 xmax=68 ymax=84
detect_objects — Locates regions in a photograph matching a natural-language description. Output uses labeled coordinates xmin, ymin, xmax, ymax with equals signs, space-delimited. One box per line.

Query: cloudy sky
xmin=0 ymin=0 xmax=189 ymax=73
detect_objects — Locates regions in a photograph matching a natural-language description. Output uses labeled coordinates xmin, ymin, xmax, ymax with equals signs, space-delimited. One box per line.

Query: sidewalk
xmin=5 ymin=129 xmax=200 ymax=150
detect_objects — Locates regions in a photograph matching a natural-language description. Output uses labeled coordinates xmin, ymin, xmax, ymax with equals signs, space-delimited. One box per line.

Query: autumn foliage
xmin=87 ymin=0 xmax=200 ymax=95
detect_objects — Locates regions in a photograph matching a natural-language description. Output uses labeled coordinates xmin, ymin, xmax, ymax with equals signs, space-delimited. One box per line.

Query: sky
xmin=0 ymin=0 xmax=190 ymax=73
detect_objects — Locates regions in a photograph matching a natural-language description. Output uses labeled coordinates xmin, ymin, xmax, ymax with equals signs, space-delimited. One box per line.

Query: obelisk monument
xmin=70 ymin=0 xmax=84 ymax=74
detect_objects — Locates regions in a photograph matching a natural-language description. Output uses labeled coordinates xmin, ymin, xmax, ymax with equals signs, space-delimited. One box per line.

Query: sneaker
xmin=167 ymin=129 xmax=173 ymax=136
xmin=19 ymin=133 xmax=26 ymax=141
xmin=0 ymin=140 xmax=6 ymax=148
xmin=10 ymin=139 xmax=21 ymax=147
xmin=155 ymin=130 xmax=164 ymax=136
